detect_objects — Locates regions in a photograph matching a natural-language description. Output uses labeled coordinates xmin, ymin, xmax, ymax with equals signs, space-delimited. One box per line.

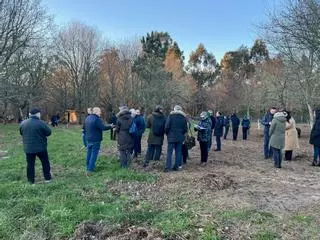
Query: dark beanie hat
xmin=30 ymin=108 xmax=41 ymax=115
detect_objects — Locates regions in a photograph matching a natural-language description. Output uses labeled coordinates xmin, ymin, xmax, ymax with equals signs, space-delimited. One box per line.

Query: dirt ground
xmin=84 ymin=124 xmax=320 ymax=239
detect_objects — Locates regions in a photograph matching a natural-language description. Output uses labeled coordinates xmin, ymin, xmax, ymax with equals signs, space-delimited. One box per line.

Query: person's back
xmin=310 ymin=110 xmax=320 ymax=166
xmin=242 ymin=118 xmax=250 ymax=128
xmin=148 ymin=111 xmax=166 ymax=144
xmin=116 ymin=109 xmax=134 ymax=151
xmin=231 ymin=114 xmax=240 ymax=128
xmin=20 ymin=116 xmax=51 ymax=154
xmin=165 ymin=111 xmax=187 ymax=143
xmin=270 ymin=112 xmax=286 ymax=149
xmin=214 ymin=116 xmax=224 ymax=136
xmin=85 ymin=114 xmax=108 ymax=143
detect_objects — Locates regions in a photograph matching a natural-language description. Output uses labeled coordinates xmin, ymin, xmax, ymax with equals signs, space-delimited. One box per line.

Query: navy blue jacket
xmin=210 ymin=116 xmax=216 ymax=129
xmin=20 ymin=116 xmax=52 ymax=154
xmin=261 ymin=112 xmax=274 ymax=133
xmin=310 ymin=112 xmax=320 ymax=147
xmin=110 ymin=114 xmax=117 ymax=125
xmin=214 ymin=116 xmax=224 ymax=137
xmin=85 ymin=114 xmax=111 ymax=143
xmin=242 ymin=119 xmax=251 ymax=128
xmin=165 ymin=112 xmax=188 ymax=143
xmin=134 ymin=115 xmax=146 ymax=136
xmin=224 ymin=117 xmax=230 ymax=128
xmin=231 ymin=114 xmax=240 ymax=128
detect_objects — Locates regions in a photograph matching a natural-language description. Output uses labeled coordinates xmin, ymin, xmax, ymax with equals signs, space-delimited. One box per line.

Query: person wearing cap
xmin=310 ymin=109 xmax=320 ymax=166
xmin=19 ymin=108 xmax=52 ymax=184
xmin=84 ymin=107 xmax=113 ymax=174
xmin=194 ymin=112 xmax=212 ymax=165
xmin=116 ymin=106 xmax=135 ymax=167
xmin=133 ymin=109 xmax=146 ymax=158
xmin=144 ymin=105 xmax=166 ymax=167
xmin=214 ymin=111 xmax=224 ymax=151
xmin=164 ymin=105 xmax=188 ymax=172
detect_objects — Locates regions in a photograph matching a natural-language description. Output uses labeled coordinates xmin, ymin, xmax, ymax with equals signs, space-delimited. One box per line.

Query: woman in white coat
xmin=284 ymin=111 xmax=299 ymax=160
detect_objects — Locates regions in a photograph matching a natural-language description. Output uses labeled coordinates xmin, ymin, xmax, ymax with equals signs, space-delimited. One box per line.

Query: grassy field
xmin=0 ymin=124 xmax=320 ymax=240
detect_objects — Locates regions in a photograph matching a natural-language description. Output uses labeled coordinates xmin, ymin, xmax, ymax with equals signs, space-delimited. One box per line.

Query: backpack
xmin=129 ymin=120 xmax=138 ymax=137
xmin=152 ymin=116 xmax=165 ymax=136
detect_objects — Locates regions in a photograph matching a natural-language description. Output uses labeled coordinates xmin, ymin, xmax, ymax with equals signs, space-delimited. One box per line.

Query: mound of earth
xmin=198 ymin=173 xmax=235 ymax=191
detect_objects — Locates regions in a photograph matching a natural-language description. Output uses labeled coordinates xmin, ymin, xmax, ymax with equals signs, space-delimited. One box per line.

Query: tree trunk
xmin=307 ymin=103 xmax=314 ymax=129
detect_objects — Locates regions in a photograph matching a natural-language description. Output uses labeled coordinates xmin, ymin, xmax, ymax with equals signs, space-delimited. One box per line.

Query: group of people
xmin=18 ymin=105 xmax=320 ymax=184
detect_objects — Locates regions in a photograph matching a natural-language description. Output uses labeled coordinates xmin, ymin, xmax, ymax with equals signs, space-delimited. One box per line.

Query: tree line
xmin=0 ymin=0 xmax=319 ymax=125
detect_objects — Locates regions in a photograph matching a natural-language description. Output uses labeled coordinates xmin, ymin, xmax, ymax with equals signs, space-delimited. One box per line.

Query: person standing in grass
xmin=133 ymin=109 xmax=146 ymax=158
xmin=262 ymin=107 xmax=277 ymax=159
xmin=214 ymin=111 xmax=224 ymax=151
xmin=241 ymin=116 xmax=251 ymax=140
xmin=231 ymin=112 xmax=240 ymax=141
xmin=194 ymin=112 xmax=212 ymax=165
xmin=310 ymin=109 xmax=320 ymax=166
xmin=284 ymin=111 xmax=299 ymax=161
xmin=85 ymin=107 xmax=113 ymax=175
xmin=269 ymin=111 xmax=287 ymax=168
xmin=223 ymin=115 xmax=231 ymax=140
xmin=116 ymin=106 xmax=135 ymax=168
xmin=20 ymin=108 xmax=52 ymax=184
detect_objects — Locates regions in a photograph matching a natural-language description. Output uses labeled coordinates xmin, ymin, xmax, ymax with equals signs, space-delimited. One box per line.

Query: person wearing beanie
xmin=144 ymin=105 xmax=166 ymax=167
xmin=214 ymin=111 xmax=224 ymax=151
xmin=310 ymin=109 xmax=320 ymax=166
xmin=164 ymin=105 xmax=188 ymax=172
xmin=194 ymin=111 xmax=212 ymax=165
xmin=84 ymin=107 xmax=113 ymax=174
xmin=116 ymin=106 xmax=135 ymax=168
xmin=19 ymin=108 xmax=52 ymax=184
xmin=269 ymin=111 xmax=288 ymax=168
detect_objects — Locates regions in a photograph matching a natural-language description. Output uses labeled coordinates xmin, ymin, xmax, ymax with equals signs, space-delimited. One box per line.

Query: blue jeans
xmin=216 ymin=136 xmax=221 ymax=151
xmin=120 ymin=150 xmax=131 ymax=168
xmin=86 ymin=142 xmax=101 ymax=172
xmin=166 ymin=142 xmax=182 ymax=170
xmin=272 ymin=147 xmax=282 ymax=168
xmin=145 ymin=144 xmax=162 ymax=164
xmin=133 ymin=135 xmax=142 ymax=156
xmin=264 ymin=130 xmax=273 ymax=158
xmin=313 ymin=146 xmax=320 ymax=164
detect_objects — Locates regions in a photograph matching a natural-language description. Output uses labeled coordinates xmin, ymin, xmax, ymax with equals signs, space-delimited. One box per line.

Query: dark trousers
xmin=313 ymin=146 xmax=320 ymax=165
xmin=120 ymin=149 xmax=131 ymax=168
xmin=207 ymin=130 xmax=213 ymax=151
xmin=232 ymin=127 xmax=239 ymax=140
xmin=110 ymin=128 xmax=116 ymax=141
xmin=182 ymin=144 xmax=188 ymax=164
xmin=133 ymin=135 xmax=142 ymax=157
xmin=285 ymin=150 xmax=293 ymax=161
xmin=272 ymin=147 xmax=282 ymax=168
xmin=166 ymin=142 xmax=182 ymax=170
xmin=86 ymin=142 xmax=101 ymax=172
xmin=242 ymin=127 xmax=249 ymax=140
xmin=216 ymin=136 xmax=221 ymax=151
xmin=224 ymin=126 xmax=230 ymax=139
xmin=200 ymin=141 xmax=208 ymax=163
xmin=264 ymin=131 xmax=273 ymax=159
xmin=26 ymin=151 xmax=51 ymax=184
xmin=145 ymin=144 xmax=162 ymax=164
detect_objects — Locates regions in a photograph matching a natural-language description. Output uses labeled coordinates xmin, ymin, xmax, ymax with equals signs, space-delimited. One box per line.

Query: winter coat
xmin=116 ymin=110 xmax=135 ymax=151
xmin=231 ymin=114 xmax=240 ymax=128
xmin=269 ymin=112 xmax=287 ymax=150
xmin=242 ymin=119 xmax=251 ymax=128
xmin=85 ymin=114 xmax=112 ymax=143
xmin=165 ymin=110 xmax=188 ymax=143
xmin=134 ymin=115 xmax=146 ymax=136
xmin=224 ymin=117 xmax=230 ymax=128
xmin=19 ymin=116 xmax=52 ymax=154
xmin=214 ymin=116 xmax=224 ymax=137
xmin=310 ymin=111 xmax=320 ymax=147
xmin=147 ymin=111 xmax=166 ymax=145
xmin=196 ymin=118 xmax=212 ymax=142
xmin=109 ymin=114 xmax=117 ymax=125
xmin=210 ymin=116 xmax=216 ymax=129
xmin=284 ymin=118 xmax=299 ymax=151
xmin=262 ymin=112 xmax=274 ymax=133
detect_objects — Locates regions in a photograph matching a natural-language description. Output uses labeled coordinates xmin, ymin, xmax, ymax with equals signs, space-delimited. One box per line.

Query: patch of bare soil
xmin=73 ymin=222 xmax=165 ymax=240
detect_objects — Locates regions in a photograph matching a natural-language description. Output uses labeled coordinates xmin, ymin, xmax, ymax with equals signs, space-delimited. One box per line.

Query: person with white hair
xmin=164 ymin=105 xmax=188 ymax=172
xmin=19 ymin=108 xmax=52 ymax=184
xmin=84 ymin=107 xmax=113 ymax=175
xmin=132 ymin=109 xmax=146 ymax=158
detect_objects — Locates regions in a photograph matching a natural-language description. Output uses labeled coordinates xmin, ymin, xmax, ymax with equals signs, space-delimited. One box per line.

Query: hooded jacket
xmin=165 ymin=110 xmax=188 ymax=143
xmin=310 ymin=111 xmax=320 ymax=147
xmin=147 ymin=111 xmax=166 ymax=145
xmin=269 ymin=112 xmax=287 ymax=149
xmin=116 ymin=110 xmax=135 ymax=151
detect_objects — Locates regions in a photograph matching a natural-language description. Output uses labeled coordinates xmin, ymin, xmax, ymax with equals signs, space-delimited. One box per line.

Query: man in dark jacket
xmin=242 ymin=116 xmax=251 ymax=140
xmin=223 ymin=115 xmax=230 ymax=139
xmin=85 ymin=107 xmax=113 ymax=174
xmin=165 ymin=105 xmax=188 ymax=171
xmin=144 ymin=105 xmax=166 ymax=167
xmin=207 ymin=110 xmax=215 ymax=151
xmin=109 ymin=112 xmax=117 ymax=141
xmin=20 ymin=108 xmax=52 ymax=184
xmin=262 ymin=107 xmax=277 ymax=159
xmin=231 ymin=113 xmax=240 ymax=141
xmin=133 ymin=109 xmax=146 ymax=158
xmin=214 ymin=111 xmax=224 ymax=151
xmin=310 ymin=109 xmax=320 ymax=166
xmin=116 ymin=106 xmax=135 ymax=168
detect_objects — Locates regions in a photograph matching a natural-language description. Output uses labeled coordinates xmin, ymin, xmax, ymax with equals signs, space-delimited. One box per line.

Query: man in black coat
xmin=214 ymin=111 xmax=224 ymax=151
xmin=20 ymin=108 xmax=52 ymax=184
xmin=231 ymin=113 xmax=240 ymax=141
xmin=310 ymin=109 xmax=320 ymax=166
xmin=223 ymin=115 xmax=230 ymax=139
xmin=165 ymin=105 xmax=188 ymax=171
